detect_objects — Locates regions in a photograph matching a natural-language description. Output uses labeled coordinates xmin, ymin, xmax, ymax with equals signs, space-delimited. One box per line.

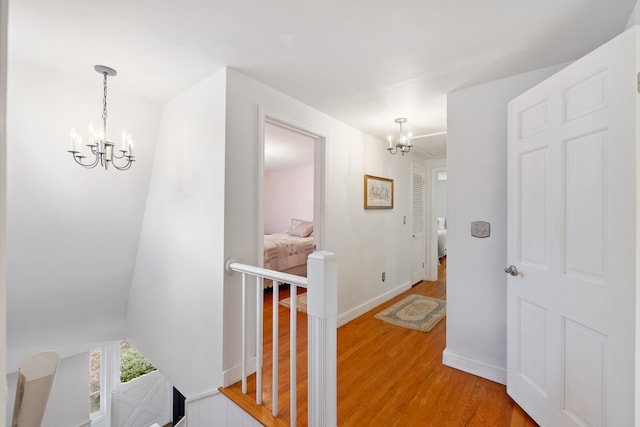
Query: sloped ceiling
xmin=8 ymin=0 xmax=636 ymax=158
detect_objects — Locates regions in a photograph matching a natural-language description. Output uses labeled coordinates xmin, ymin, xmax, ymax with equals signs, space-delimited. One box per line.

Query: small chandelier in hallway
xmin=387 ymin=117 xmax=412 ymax=156
xmin=68 ymin=65 xmax=135 ymax=170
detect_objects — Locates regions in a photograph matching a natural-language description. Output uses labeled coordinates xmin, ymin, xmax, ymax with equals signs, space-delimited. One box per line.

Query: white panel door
xmin=411 ymin=163 xmax=426 ymax=284
xmin=507 ymin=27 xmax=640 ymax=426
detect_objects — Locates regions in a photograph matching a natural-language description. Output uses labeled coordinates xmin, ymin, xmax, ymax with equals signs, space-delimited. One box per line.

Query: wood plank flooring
xmin=222 ymin=259 xmax=538 ymax=426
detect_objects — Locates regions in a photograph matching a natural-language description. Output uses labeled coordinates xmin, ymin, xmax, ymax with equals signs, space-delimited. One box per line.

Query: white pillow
xmin=289 ymin=219 xmax=313 ymax=237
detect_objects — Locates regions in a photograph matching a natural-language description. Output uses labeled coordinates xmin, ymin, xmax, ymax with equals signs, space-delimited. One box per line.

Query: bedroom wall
xmin=264 ymin=163 xmax=314 ymax=234
xmin=126 ymin=70 xmax=227 ymax=398
xmin=444 ymin=63 xmax=564 ymax=383
xmin=223 ymin=68 xmax=413 ymax=380
xmin=6 ymin=352 xmax=90 ymax=427
xmin=6 ymin=60 xmax=161 ymax=373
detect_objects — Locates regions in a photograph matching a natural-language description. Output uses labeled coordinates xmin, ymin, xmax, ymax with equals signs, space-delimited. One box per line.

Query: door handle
xmin=504 ymin=265 xmax=519 ymax=276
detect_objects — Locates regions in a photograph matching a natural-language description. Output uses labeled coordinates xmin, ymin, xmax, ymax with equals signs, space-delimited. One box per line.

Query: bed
xmin=437 ymin=217 xmax=447 ymax=258
xmin=263 ymin=219 xmax=314 ymax=286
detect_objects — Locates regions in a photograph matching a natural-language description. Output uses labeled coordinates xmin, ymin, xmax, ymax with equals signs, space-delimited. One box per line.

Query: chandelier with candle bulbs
xmin=387 ymin=117 xmax=412 ymax=156
xmin=68 ymin=65 xmax=135 ymax=170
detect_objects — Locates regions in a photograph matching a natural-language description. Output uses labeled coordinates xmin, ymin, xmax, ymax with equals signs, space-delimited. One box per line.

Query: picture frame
xmin=364 ymin=174 xmax=394 ymax=209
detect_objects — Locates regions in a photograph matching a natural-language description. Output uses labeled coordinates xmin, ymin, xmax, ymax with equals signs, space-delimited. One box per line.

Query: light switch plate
xmin=471 ymin=221 xmax=490 ymax=238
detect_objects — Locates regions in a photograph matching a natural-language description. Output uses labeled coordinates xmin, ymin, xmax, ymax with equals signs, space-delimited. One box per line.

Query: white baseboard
xmin=186 ymin=388 xmax=220 ymax=404
xmin=442 ymin=348 xmax=506 ymax=385
xmin=222 ymin=356 xmax=257 ymax=387
xmin=337 ymin=281 xmax=411 ymax=327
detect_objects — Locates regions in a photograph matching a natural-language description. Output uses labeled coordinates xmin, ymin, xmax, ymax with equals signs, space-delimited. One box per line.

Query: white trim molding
xmin=223 ymin=356 xmax=256 ymax=388
xmin=337 ymin=281 xmax=411 ymax=327
xmin=442 ymin=348 xmax=506 ymax=385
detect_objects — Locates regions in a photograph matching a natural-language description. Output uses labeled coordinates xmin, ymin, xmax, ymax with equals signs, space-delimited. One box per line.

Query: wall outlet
xmin=382 ymin=272 xmax=386 ymax=282
xmin=471 ymin=221 xmax=490 ymax=238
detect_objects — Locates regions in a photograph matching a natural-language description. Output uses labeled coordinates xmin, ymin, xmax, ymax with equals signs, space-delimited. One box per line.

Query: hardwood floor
xmin=222 ymin=258 xmax=538 ymax=426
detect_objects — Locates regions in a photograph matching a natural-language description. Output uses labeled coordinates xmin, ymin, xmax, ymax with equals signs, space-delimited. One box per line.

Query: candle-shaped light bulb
xmin=88 ymin=122 xmax=95 ymax=136
xmin=407 ymin=132 xmax=413 ymax=146
xmin=387 ymin=135 xmax=393 ymax=149
xmin=121 ymin=130 xmax=128 ymax=151
xmin=70 ymin=128 xmax=78 ymax=151
xmin=128 ymin=142 xmax=134 ymax=157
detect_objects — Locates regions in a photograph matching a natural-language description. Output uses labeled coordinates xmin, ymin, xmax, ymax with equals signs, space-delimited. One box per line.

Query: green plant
xmin=120 ymin=350 xmax=156 ymax=383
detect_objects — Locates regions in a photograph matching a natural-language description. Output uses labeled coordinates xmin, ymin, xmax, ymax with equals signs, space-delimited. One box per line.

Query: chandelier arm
xmin=111 ymin=158 xmax=134 ymax=171
xmin=112 ymin=149 xmax=127 ymax=160
xmin=70 ymin=152 xmax=100 ymax=169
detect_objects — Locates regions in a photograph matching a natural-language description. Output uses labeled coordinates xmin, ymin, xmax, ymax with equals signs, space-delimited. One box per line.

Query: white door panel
xmin=507 ymin=27 xmax=640 ymax=426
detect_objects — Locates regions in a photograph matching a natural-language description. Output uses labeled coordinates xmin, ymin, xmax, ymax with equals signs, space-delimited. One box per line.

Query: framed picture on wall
xmin=364 ymin=174 xmax=394 ymax=209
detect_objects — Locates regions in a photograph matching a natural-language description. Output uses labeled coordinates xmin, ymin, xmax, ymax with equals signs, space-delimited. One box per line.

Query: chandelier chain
xmin=102 ymin=72 xmax=108 ymax=135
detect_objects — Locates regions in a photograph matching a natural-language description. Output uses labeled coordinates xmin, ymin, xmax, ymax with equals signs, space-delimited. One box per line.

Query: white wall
xmin=6 ymin=60 xmax=162 ymax=372
xmin=0 ymin=0 xmax=7 ymax=423
xmin=444 ymin=64 xmax=564 ymax=383
xmin=126 ymin=70 xmax=227 ymax=398
xmin=264 ymin=164 xmax=314 ymax=234
xmin=223 ymin=69 xmax=413 ymax=380
xmin=6 ymin=352 xmax=90 ymax=427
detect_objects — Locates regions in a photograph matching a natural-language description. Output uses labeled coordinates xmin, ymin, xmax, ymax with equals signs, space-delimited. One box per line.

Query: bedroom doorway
xmin=432 ymin=167 xmax=447 ymax=281
xmin=260 ymin=114 xmax=325 ymax=277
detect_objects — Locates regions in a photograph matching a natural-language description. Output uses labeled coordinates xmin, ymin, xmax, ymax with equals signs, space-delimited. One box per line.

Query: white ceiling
xmin=264 ymin=122 xmax=315 ymax=171
xmin=8 ymin=0 xmax=636 ymax=158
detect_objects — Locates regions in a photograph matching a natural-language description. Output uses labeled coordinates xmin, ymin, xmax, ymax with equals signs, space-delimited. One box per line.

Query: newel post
xmin=306 ymin=251 xmax=337 ymax=427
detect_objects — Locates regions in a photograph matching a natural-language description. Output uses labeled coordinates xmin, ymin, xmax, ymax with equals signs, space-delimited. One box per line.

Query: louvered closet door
xmin=411 ymin=163 xmax=426 ymax=284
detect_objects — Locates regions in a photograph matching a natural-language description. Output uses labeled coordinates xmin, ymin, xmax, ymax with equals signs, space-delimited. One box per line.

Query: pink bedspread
xmin=264 ymin=233 xmax=314 ymax=272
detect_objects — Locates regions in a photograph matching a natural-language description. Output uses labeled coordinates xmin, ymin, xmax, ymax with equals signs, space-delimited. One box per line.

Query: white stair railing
xmin=227 ymin=251 xmax=337 ymax=427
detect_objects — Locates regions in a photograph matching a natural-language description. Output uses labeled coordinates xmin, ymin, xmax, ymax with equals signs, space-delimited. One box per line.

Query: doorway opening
xmin=259 ymin=113 xmax=326 ymax=277
xmin=428 ymin=166 xmax=447 ymax=281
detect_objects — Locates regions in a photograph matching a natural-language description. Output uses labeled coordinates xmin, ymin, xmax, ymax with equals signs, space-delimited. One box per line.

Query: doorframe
xmin=425 ymin=158 xmax=446 ymax=281
xmin=257 ymin=106 xmax=327 ymax=266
